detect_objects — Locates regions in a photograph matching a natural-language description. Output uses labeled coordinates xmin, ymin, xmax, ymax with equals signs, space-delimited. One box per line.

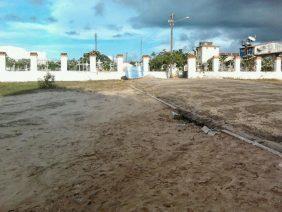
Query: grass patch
xmin=0 ymin=80 xmax=130 ymax=97
xmin=0 ymin=82 xmax=40 ymax=96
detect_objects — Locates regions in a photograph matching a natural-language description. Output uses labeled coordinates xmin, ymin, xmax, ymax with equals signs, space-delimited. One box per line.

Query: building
xmin=196 ymin=42 xmax=219 ymax=64
xmin=240 ymin=42 xmax=282 ymax=57
xmin=220 ymin=53 xmax=239 ymax=57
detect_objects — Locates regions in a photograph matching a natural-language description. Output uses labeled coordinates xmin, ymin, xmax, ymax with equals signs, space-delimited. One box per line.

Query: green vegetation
xmin=0 ymin=80 xmax=129 ymax=97
xmin=262 ymin=56 xmax=274 ymax=72
xmin=149 ymin=49 xmax=188 ymax=71
xmin=241 ymin=56 xmax=256 ymax=71
xmin=79 ymin=50 xmax=115 ymax=71
xmin=47 ymin=61 xmax=61 ymax=71
xmin=38 ymin=61 xmax=61 ymax=71
xmin=0 ymin=73 xmax=57 ymax=96
xmin=0 ymin=82 xmax=39 ymax=96
xmin=38 ymin=73 xmax=56 ymax=89
xmin=6 ymin=57 xmax=30 ymax=70
xmin=67 ymin=59 xmax=78 ymax=70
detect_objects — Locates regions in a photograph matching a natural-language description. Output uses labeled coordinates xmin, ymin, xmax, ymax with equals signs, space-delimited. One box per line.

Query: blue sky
xmin=0 ymin=0 xmax=163 ymax=60
xmin=0 ymin=0 xmax=281 ymax=60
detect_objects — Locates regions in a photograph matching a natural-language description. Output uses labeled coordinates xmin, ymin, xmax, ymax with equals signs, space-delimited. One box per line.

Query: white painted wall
xmin=274 ymin=57 xmax=281 ymax=72
xmin=2 ymin=50 xmax=281 ymax=82
xmin=61 ymin=53 xmax=68 ymax=72
xmin=0 ymin=53 xmax=126 ymax=82
xmin=255 ymin=57 xmax=262 ymax=72
xmin=142 ymin=56 xmax=150 ymax=75
xmin=89 ymin=54 xmax=97 ymax=73
xmin=187 ymin=56 xmax=282 ymax=80
xmin=198 ymin=46 xmax=219 ymax=64
xmin=0 ymin=53 xmax=168 ymax=82
xmin=30 ymin=53 xmax=38 ymax=73
xmin=117 ymin=55 xmax=124 ymax=73
xmin=212 ymin=56 xmax=220 ymax=73
xmin=187 ymin=55 xmax=197 ymax=78
xmin=0 ymin=53 xmax=6 ymax=72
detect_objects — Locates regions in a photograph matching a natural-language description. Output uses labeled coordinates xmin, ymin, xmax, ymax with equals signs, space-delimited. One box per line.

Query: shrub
xmin=262 ymin=56 xmax=274 ymax=72
xmin=121 ymin=76 xmax=128 ymax=80
xmin=241 ymin=56 xmax=255 ymax=71
xmin=38 ymin=73 xmax=56 ymax=89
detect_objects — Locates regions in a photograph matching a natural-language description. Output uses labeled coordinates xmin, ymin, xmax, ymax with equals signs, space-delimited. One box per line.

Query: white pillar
xmin=274 ymin=56 xmax=281 ymax=72
xmin=61 ymin=53 xmax=68 ymax=72
xmin=89 ymin=53 xmax=97 ymax=73
xmin=30 ymin=52 xmax=38 ymax=72
xmin=255 ymin=56 xmax=262 ymax=72
xmin=0 ymin=52 xmax=6 ymax=72
xmin=142 ymin=55 xmax=150 ymax=75
xmin=234 ymin=56 xmax=241 ymax=73
xmin=212 ymin=56 xmax=220 ymax=73
xmin=117 ymin=54 xmax=124 ymax=73
xmin=187 ymin=55 xmax=197 ymax=78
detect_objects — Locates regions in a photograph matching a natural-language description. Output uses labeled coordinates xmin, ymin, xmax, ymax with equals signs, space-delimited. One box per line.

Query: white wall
xmin=3 ymin=50 xmax=280 ymax=82
xmin=187 ymin=56 xmax=282 ymax=80
xmin=198 ymin=46 xmax=219 ymax=64
xmin=0 ymin=70 xmax=124 ymax=82
xmin=0 ymin=53 xmax=168 ymax=82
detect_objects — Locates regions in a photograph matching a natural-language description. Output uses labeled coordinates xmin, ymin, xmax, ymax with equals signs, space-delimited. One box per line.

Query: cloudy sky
xmin=0 ymin=0 xmax=281 ymax=59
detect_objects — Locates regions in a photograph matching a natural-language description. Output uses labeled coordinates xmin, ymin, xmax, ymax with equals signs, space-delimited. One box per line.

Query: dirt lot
xmin=0 ymin=81 xmax=281 ymax=211
xmin=133 ymin=78 xmax=282 ymax=145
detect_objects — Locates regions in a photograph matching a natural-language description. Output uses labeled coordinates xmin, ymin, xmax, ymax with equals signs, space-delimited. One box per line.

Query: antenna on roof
xmin=242 ymin=35 xmax=256 ymax=47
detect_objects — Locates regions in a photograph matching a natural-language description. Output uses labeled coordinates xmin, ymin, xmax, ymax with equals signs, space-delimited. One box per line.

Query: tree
xmin=6 ymin=56 xmax=30 ymax=71
xmin=79 ymin=50 xmax=114 ymax=71
xmin=262 ymin=56 xmax=274 ymax=72
xmin=149 ymin=49 xmax=188 ymax=71
xmin=241 ymin=56 xmax=255 ymax=72
xmin=47 ymin=61 xmax=61 ymax=71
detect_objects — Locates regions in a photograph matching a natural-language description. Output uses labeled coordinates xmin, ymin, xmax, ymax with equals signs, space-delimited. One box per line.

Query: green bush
xmin=262 ymin=56 xmax=274 ymax=72
xmin=149 ymin=49 xmax=188 ymax=71
xmin=38 ymin=73 xmax=56 ymax=89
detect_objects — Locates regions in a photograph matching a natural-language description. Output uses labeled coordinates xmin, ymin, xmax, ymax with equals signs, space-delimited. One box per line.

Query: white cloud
xmin=8 ymin=22 xmax=56 ymax=34
xmin=49 ymin=0 xmax=140 ymax=40
xmin=0 ymin=46 xmax=47 ymax=60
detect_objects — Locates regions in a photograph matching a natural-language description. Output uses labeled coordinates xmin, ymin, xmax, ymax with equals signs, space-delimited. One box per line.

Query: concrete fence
xmin=0 ymin=52 xmax=168 ymax=82
xmin=187 ymin=55 xmax=282 ymax=80
xmin=3 ymin=51 xmax=281 ymax=82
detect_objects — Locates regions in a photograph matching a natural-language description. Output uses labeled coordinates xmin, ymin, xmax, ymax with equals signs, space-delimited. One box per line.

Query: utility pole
xmin=140 ymin=38 xmax=143 ymax=60
xmin=168 ymin=13 xmax=190 ymax=53
xmin=167 ymin=13 xmax=190 ymax=77
xmin=95 ymin=33 xmax=97 ymax=51
xmin=168 ymin=13 xmax=175 ymax=53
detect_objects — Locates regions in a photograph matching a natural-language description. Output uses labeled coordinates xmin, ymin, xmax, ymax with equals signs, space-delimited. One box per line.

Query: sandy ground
xmin=0 ymin=87 xmax=281 ymax=211
xmin=132 ymin=78 xmax=282 ymax=145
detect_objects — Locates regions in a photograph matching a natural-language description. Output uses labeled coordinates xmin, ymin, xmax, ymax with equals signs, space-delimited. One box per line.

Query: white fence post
xmin=0 ymin=52 xmax=6 ymax=72
xmin=117 ymin=54 xmax=124 ymax=73
xmin=61 ymin=53 xmax=68 ymax=72
xmin=255 ymin=56 xmax=262 ymax=72
xmin=30 ymin=52 xmax=38 ymax=72
xmin=274 ymin=56 xmax=281 ymax=72
xmin=89 ymin=52 xmax=97 ymax=73
xmin=142 ymin=55 xmax=150 ymax=75
xmin=187 ymin=55 xmax=197 ymax=78
xmin=212 ymin=56 xmax=220 ymax=73
xmin=235 ymin=56 xmax=241 ymax=73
